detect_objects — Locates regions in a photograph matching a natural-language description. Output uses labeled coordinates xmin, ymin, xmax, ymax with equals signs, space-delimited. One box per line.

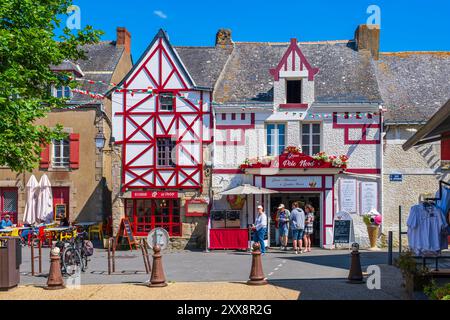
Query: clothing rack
xmin=398 ymin=204 xmax=450 ymax=273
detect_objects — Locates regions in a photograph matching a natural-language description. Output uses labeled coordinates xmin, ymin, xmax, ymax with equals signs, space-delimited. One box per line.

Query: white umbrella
xmin=23 ymin=175 xmax=39 ymax=224
xmin=37 ymin=174 xmax=53 ymax=223
xmin=220 ymin=184 xmax=277 ymax=226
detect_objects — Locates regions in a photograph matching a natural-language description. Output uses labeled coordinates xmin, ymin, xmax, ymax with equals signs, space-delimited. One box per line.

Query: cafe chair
xmin=10 ymin=228 xmax=19 ymax=237
xmin=89 ymin=222 xmax=103 ymax=241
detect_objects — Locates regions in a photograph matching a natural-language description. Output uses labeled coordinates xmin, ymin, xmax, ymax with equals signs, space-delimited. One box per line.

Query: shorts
xmin=292 ymin=229 xmax=304 ymax=241
xmin=279 ymin=225 xmax=289 ymax=237
xmin=304 ymin=225 xmax=314 ymax=235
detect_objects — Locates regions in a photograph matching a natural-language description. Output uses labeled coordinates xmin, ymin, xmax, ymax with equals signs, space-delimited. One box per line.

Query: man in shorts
xmin=276 ymin=204 xmax=290 ymax=250
xmin=290 ymin=202 xmax=305 ymax=254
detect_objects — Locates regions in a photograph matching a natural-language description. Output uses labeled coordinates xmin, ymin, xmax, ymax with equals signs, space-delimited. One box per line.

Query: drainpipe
xmin=380 ymin=105 xmax=385 ymax=237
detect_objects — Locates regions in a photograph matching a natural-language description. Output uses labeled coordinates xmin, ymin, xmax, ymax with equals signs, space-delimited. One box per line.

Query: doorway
xmin=269 ymin=193 xmax=321 ymax=247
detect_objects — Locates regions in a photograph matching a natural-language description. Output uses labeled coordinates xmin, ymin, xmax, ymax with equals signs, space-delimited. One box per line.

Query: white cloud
xmin=153 ymin=10 xmax=167 ymax=19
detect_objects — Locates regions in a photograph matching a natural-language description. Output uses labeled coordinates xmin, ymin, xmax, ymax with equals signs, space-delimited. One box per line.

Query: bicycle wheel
xmin=62 ymin=247 xmax=82 ymax=276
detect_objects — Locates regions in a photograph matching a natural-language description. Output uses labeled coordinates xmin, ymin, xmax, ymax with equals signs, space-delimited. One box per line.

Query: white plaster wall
xmin=301 ymin=79 xmax=314 ymax=106
xmin=286 ymin=121 xmax=300 ymax=146
xmin=273 ymin=79 xmax=285 ymax=107
xmin=322 ymin=120 xmax=381 ymax=169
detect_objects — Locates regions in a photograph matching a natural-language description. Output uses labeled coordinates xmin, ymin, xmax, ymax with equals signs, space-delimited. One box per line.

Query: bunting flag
xmin=68 ymin=76 xmax=122 ymax=89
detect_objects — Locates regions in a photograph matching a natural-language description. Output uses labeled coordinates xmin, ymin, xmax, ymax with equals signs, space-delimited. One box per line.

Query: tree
xmin=0 ymin=0 xmax=103 ymax=172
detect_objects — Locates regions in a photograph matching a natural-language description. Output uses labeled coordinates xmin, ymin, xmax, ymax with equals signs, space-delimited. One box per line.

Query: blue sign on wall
xmin=390 ymin=174 xmax=403 ymax=182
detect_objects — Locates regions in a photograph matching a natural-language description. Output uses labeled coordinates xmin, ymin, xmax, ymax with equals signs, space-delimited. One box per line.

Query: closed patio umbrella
xmin=37 ymin=174 xmax=53 ymax=223
xmin=23 ymin=175 xmax=39 ymax=224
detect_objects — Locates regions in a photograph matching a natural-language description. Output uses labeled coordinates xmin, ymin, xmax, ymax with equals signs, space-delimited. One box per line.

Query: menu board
xmin=54 ymin=204 xmax=67 ymax=220
xmin=360 ymin=182 xmax=378 ymax=214
xmin=339 ymin=179 xmax=357 ymax=213
xmin=333 ymin=220 xmax=351 ymax=244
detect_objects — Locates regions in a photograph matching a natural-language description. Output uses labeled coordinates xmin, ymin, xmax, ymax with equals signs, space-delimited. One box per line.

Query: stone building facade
xmin=0 ymin=28 xmax=132 ymax=225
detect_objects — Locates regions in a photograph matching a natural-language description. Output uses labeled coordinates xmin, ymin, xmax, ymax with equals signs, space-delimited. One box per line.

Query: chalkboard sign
xmin=115 ymin=218 xmax=138 ymax=250
xmin=54 ymin=204 xmax=67 ymax=220
xmin=333 ymin=220 xmax=351 ymax=244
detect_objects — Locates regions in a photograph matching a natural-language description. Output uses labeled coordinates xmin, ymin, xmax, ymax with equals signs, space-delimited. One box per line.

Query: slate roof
xmin=52 ymin=41 xmax=125 ymax=105
xmin=177 ymin=41 xmax=383 ymax=105
xmin=175 ymin=46 xmax=233 ymax=88
xmin=374 ymin=52 xmax=450 ymax=123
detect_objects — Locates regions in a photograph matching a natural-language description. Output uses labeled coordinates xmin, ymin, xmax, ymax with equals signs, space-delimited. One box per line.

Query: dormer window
xmin=286 ymin=80 xmax=302 ymax=103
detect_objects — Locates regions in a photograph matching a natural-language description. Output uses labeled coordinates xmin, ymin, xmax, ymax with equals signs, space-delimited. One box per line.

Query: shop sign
xmin=389 ymin=174 xmax=403 ymax=182
xmin=131 ymin=191 xmax=179 ymax=199
xmin=277 ymin=153 xmax=334 ymax=169
xmin=265 ymin=176 xmax=322 ymax=189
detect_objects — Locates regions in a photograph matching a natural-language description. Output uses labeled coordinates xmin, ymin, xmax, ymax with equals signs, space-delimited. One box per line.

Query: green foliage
xmin=395 ymin=250 xmax=429 ymax=277
xmin=0 ymin=0 xmax=103 ymax=172
xmin=424 ymin=280 xmax=450 ymax=300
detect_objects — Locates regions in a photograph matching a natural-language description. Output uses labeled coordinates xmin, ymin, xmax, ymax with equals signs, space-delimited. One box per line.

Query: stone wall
xmin=382 ymin=125 xmax=448 ymax=246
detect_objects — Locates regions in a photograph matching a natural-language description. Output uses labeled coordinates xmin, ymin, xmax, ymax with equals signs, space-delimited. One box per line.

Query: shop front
xmin=254 ymin=174 xmax=337 ymax=248
xmin=124 ymin=191 xmax=181 ymax=237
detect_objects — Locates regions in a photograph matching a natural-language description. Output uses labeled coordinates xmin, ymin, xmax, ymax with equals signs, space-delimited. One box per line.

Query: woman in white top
xmin=252 ymin=205 xmax=267 ymax=254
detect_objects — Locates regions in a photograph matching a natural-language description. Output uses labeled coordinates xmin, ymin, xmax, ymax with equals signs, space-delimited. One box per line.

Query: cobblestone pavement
xmin=14 ymin=246 xmax=406 ymax=299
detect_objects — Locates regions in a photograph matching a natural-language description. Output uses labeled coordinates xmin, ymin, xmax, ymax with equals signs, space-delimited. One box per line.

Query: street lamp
xmin=95 ymin=131 xmax=106 ymax=150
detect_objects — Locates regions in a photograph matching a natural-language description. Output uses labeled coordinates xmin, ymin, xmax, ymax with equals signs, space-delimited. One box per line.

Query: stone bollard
xmin=247 ymin=242 xmax=268 ymax=286
xmin=148 ymin=244 xmax=167 ymax=287
xmin=347 ymin=243 xmax=364 ymax=284
xmin=45 ymin=247 xmax=65 ymax=290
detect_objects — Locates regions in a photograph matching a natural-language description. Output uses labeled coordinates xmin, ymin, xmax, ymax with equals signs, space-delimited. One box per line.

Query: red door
xmin=0 ymin=188 xmax=18 ymax=223
xmin=52 ymin=187 xmax=70 ymax=221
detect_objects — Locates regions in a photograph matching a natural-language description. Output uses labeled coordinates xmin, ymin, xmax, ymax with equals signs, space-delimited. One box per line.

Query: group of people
xmin=276 ymin=203 xmax=315 ymax=254
xmin=251 ymin=202 xmax=315 ymax=255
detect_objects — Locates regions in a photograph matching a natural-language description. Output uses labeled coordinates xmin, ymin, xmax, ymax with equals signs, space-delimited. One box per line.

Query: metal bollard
xmin=148 ymin=244 xmax=167 ymax=287
xmin=347 ymin=243 xmax=364 ymax=284
xmin=45 ymin=247 xmax=65 ymax=290
xmin=247 ymin=242 xmax=268 ymax=286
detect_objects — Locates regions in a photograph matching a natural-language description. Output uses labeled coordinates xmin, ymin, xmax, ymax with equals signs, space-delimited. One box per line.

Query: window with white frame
xmin=266 ymin=123 xmax=286 ymax=156
xmin=156 ymin=138 xmax=176 ymax=166
xmin=52 ymin=139 xmax=70 ymax=168
xmin=301 ymin=123 xmax=321 ymax=155
xmin=53 ymin=86 xmax=72 ymax=98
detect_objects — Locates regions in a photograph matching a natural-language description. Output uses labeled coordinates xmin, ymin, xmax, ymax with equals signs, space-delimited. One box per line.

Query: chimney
xmin=117 ymin=27 xmax=131 ymax=55
xmin=354 ymin=24 xmax=380 ymax=60
xmin=215 ymin=29 xmax=233 ymax=47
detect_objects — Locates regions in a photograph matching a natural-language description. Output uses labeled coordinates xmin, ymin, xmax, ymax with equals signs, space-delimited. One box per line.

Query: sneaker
xmin=295 ymin=250 xmax=298 ymax=254
xmin=279 ymin=246 xmax=283 ymax=250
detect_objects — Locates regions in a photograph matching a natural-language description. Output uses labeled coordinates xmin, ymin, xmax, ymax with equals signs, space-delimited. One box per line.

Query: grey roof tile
xmin=374 ymin=52 xmax=450 ymax=122
xmin=178 ymin=41 xmax=382 ymax=105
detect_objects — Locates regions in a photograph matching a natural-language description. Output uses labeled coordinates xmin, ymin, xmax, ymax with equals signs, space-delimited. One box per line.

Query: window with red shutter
xmin=69 ymin=133 xmax=80 ymax=169
xmin=39 ymin=144 xmax=50 ymax=169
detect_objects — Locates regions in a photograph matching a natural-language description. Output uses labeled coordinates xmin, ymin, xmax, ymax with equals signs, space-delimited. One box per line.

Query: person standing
xmin=303 ymin=204 xmax=315 ymax=252
xmin=277 ymin=204 xmax=290 ymax=251
xmin=253 ymin=205 xmax=267 ymax=254
xmin=290 ymin=202 xmax=305 ymax=254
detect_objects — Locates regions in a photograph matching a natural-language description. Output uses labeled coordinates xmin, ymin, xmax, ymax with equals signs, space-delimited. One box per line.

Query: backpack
xmin=82 ymin=240 xmax=94 ymax=256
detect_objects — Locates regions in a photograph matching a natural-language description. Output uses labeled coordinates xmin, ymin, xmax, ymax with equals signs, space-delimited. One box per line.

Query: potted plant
xmin=362 ymin=208 xmax=382 ymax=250
xmin=395 ymin=250 xmax=431 ymax=299
xmin=424 ymin=280 xmax=450 ymax=300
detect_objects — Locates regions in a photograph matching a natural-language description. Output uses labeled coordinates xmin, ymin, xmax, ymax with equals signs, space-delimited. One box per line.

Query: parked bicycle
xmin=55 ymin=229 xmax=94 ymax=275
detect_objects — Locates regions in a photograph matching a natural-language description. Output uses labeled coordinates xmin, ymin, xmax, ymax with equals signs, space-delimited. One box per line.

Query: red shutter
xmin=69 ymin=133 xmax=80 ymax=169
xmin=441 ymin=132 xmax=450 ymax=161
xmin=39 ymin=144 xmax=50 ymax=169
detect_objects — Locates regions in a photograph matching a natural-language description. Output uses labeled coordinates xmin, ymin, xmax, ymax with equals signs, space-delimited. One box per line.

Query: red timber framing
xmin=112 ymin=29 xmax=213 ymax=192
xmin=269 ymin=38 xmax=319 ymax=81
xmin=332 ymin=112 xmax=381 ymax=145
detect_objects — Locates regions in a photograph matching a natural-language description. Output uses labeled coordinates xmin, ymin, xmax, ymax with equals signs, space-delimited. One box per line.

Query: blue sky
xmin=68 ymin=0 xmax=450 ymax=59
